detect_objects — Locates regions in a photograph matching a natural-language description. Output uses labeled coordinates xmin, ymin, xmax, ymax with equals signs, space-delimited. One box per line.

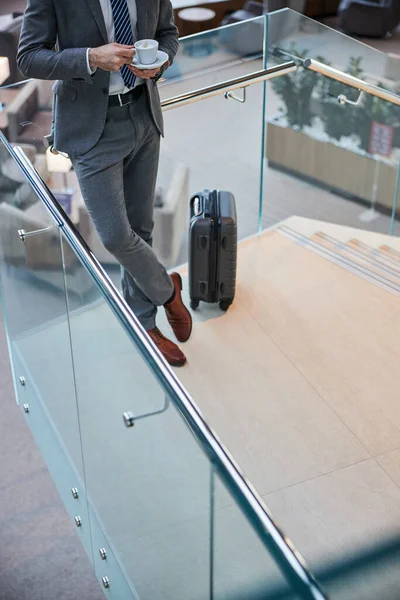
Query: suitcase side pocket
xmin=189 ymin=216 xmax=213 ymax=303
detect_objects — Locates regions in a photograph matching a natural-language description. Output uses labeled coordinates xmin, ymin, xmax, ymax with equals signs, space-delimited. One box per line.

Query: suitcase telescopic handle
xmin=190 ymin=190 xmax=214 ymax=218
xmin=191 ymin=194 xmax=202 ymax=217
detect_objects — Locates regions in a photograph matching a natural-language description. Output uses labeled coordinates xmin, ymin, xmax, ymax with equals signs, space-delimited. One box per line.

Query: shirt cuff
xmin=86 ymin=48 xmax=97 ymax=75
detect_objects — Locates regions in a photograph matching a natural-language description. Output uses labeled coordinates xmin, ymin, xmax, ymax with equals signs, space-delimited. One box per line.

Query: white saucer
xmin=131 ymin=50 xmax=169 ymax=70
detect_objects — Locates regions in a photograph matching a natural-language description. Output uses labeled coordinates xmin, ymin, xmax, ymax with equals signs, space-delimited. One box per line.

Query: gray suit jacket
xmin=17 ymin=0 xmax=179 ymax=156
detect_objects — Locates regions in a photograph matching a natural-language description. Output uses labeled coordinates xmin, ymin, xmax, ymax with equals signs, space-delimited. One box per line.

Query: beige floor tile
xmin=377 ymin=448 xmax=400 ymax=488
xmin=236 ymin=232 xmax=400 ymax=456
xmin=118 ymin=491 xmax=291 ymax=600
xmin=157 ymin=273 xmax=369 ymax=497
xmin=323 ymin=563 xmax=400 ymax=600
xmin=265 ymin=460 xmax=400 ymax=568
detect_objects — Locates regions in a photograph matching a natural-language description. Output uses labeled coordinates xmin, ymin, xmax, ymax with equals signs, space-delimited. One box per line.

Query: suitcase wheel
xmin=219 ymin=300 xmax=232 ymax=312
xmin=190 ymin=299 xmax=200 ymax=311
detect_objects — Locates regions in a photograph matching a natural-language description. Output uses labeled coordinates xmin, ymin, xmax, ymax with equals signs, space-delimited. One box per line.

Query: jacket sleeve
xmin=155 ymin=0 xmax=179 ymax=66
xmin=17 ymin=0 xmax=93 ymax=82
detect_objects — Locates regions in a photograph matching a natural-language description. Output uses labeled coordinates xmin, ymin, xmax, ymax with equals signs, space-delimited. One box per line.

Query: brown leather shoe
xmin=148 ymin=327 xmax=187 ymax=367
xmin=164 ymin=273 xmax=192 ymax=343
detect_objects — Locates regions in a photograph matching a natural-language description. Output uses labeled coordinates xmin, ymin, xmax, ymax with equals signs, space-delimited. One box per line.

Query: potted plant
xmin=269 ymin=45 xmax=325 ymax=130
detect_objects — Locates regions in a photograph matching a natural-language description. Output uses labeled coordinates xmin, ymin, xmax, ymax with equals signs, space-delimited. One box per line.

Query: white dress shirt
xmin=87 ymin=0 xmax=142 ymax=95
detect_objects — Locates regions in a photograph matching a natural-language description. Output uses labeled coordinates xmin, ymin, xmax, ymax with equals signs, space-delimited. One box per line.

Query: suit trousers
xmin=70 ymin=86 xmax=174 ymax=331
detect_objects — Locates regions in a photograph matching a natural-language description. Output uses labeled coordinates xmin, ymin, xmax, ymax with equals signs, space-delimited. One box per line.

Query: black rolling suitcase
xmin=189 ymin=189 xmax=237 ymax=311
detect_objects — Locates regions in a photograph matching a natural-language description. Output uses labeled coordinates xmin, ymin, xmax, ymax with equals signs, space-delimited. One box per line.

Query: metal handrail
xmin=159 ymin=53 xmax=400 ymax=111
xmin=0 ymin=135 xmax=327 ymax=600
xmin=303 ymin=58 xmax=400 ymax=106
xmin=160 ymin=61 xmax=297 ymax=110
xmin=49 ymin=56 xmax=400 ymax=155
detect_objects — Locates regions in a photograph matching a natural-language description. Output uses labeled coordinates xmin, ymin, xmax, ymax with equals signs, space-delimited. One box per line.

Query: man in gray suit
xmin=17 ymin=0 xmax=192 ymax=367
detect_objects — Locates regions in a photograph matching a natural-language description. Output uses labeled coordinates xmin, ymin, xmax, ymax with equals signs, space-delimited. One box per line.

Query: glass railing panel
xmin=268 ymin=8 xmax=396 ymax=80
xmin=0 ymin=137 xmax=92 ymax=559
xmin=159 ymin=79 xmax=266 ymax=270
xmin=159 ymin=17 xmax=267 ymax=98
xmin=219 ymin=534 xmax=400 ymax=600
xmin=212 ymin=469 xmax=302 ymax=600
xmin=0 ymin=109 xmax=330 ymax=600
xmin=263 ymin=9 xmax=400 ymax=238
xmin=318 ymin=534 xmax=400 ymax=600
xmin=0 ymin=78 xmax=84 ymax=238
xmin=1 ymin=73 xmax=266 ymax=273
xmin=61 ymin=244 xmax=213 ymax=599
xmin=391 ymin=161 xmax=400 ymax=237
xmin=89 ymin=507 xmax=139 ymax=600
xmin=0 ymin=78 xmax=53 ymax=154
xmin=156 ymin=17 xmax=268 ymax=269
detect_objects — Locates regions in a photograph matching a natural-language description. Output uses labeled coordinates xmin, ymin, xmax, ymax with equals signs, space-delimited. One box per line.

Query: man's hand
xmin=89 ymin=43 xmax=135 ymax=72
xmin=128 ymin=65 xmax=160 ymax=80
xmin=128 ymin=60 xmax=170 ymax=81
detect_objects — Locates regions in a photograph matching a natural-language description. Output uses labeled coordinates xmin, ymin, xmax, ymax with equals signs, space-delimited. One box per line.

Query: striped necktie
xmin=109 ymin=0 xmax=136 ymax=89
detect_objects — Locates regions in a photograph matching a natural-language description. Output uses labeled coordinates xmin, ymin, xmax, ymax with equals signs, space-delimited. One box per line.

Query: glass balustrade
xmin=61 ymin=241 xmax=213 ymax=599
xmin=263 ymin=9 xmax=400 ymax=238
xmin=160 ymin=17 xmax=266 ymax=94
xmin=0 ymin=146 xmax=93 ymax=559
xmin=159 ymin=80 xmax=267 ymax=267
xmin=1 ymin=8 xmax=400 ymax=600
xmin=158 ymin=17 xmax=269 ymax=269
xmin=0 ymin=132 xmax=325 ymax=599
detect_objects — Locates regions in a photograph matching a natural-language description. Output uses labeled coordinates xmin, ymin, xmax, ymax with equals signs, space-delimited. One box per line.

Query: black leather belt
xmin=108 ymin=85 xmax=143 ymax=108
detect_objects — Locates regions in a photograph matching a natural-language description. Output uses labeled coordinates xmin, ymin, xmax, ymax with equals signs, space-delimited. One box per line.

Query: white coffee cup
xmin=134 ymin=39 xmax=159 ymax=65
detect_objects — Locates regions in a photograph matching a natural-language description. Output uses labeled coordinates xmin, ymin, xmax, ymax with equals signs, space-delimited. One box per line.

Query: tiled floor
xmin=266 ymin=459 xmax=400 ymax=566
xmin=174 ymin=229 xmax=400 ymax=596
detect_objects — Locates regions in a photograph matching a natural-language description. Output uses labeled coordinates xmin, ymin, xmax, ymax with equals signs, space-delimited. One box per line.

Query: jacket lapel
xmin=85 ymin=0 xmax=108 ymax=43
xmin=135 ymin=0 xmax=148 ymax=42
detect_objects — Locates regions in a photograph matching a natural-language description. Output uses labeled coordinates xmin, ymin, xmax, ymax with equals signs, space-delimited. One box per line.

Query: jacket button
xmin=102 ymin=88 xmax=108 ymax=95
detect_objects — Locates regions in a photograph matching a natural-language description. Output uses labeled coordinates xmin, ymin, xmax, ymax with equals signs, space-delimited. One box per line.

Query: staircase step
xmin=347 ymin=239 xmax=400 ymax=274
xmin=310 ymin=232 xmax=336 ymax=248
xmin=311 ymin=232 xmax=400 ymax=288
xmin=277 ymin=227 xmax=400 ymax=296
xmin=379 ymin=245 xmax=400 ymax=265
